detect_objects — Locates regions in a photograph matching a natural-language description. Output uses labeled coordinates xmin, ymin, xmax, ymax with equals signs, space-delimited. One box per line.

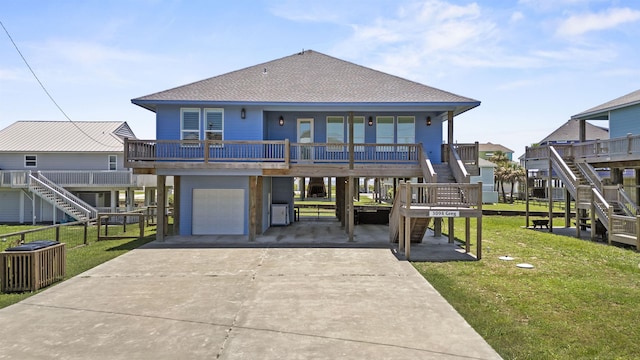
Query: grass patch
xmin=414 ymin=216 xmax=640 ymax=359
xmin=0 ymin=225 xmax=156 ymax=309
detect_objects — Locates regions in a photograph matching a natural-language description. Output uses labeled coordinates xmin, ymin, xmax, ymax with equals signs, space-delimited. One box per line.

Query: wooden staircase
xmin=551 ymin=149 xmax=640 ymax=248
xmin=390 ymin=163 xmax=459 ymax=244
xmin=28 ymin=173 xmax=98 ymax=221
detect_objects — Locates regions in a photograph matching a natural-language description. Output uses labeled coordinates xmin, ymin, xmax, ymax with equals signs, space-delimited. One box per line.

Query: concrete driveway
xmin=0 ymin=225 xmax=500 ymax=359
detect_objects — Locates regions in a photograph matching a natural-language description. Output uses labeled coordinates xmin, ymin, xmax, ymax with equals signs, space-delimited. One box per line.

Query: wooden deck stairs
xmin=390 ymin=162 xmax=462 ymax=244
xmin=550 ymin=149 xmax=640 ymax=248
xmin=28 ymin=173 xmax=98 ymax=221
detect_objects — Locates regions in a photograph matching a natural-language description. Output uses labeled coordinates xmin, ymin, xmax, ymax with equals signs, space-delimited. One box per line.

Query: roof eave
xmin=572 ymin=100 xmax=640 ymax=120
xmin=131 ymin=99 xmax=480 ymax=114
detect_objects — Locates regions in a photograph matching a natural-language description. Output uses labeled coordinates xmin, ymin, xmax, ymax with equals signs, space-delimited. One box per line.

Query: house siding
xmin=155 ymin=105 xmax=263 ymax=141
xmin=470 ymin=167 xmax=498 ymax=204
xmin=0 ymin=153 xmax=126 ymax=171
xmin=153 ymin=107 xmax=445 ymax=162
xmin=610 ymin=103 xmax=640 ymax=138
xmin=0 ymin=189 xmax=67 ymax=223
xmin=0 ymin=190 xmax=20 ymax=222
xmin=272 ymin=177 xmax=295 ymax=222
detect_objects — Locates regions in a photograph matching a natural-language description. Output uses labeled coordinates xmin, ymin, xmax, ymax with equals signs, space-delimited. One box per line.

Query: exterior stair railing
xmin=29 ymin=172 xmax=98 ymax=221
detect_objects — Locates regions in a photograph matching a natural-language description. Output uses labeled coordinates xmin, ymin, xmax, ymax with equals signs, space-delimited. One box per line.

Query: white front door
xmin=297 ymin=118 xmax=314 ymax=161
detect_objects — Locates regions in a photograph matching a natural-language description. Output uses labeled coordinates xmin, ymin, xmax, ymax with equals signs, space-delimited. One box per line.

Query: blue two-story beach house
xmin=127 ymin=50 xmax=483 ymax=254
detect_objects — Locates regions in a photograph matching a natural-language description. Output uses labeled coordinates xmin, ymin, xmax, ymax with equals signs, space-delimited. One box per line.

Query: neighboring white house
xmin=0 ymin=121 xmax=158 ymax=224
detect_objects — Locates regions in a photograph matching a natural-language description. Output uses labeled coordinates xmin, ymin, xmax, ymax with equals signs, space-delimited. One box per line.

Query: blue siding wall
xmin=610 ymin=104 xmax=640 ymax=138
xmin=156 ymin=106 xmax=446 ymax=162
xmin=178 ymin=176 xmax=249 ymax=235
xmin=156 ymin=105 xmax=180 ymax=140
xmin=272 ymin=177 xmax=294 ymax=221
xmin=264 ymin=111 xmax=443 ymax=162
xmin=155 ymin=105 xmax=263 ymax=141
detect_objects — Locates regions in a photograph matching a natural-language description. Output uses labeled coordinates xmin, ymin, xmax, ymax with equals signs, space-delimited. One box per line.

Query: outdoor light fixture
xmin=426 ymin=116 xmax=432 ymax=126
xmin=279 ymin=115 xmax=284 ymax=126
xmin=368 ymin=116 xmax=373 ymax=126
xmin=241 ymin=108 xmax=246 ymax=119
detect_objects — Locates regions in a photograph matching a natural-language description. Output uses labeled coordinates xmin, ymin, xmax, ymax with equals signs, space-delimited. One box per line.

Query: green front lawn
xmin=415 ymin=216 xmax=640 ymax=359
xmin=0 ymin=225 xmax=156 ymax=309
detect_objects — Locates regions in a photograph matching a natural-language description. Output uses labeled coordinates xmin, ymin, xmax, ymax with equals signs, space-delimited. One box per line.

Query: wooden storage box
xmin=1 ymin=242 xmax=66 ymax=293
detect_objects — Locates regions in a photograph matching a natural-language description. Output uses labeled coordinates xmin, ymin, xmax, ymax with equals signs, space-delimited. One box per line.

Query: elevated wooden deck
xmin=124 ymin=139 xmax=479 ymax=178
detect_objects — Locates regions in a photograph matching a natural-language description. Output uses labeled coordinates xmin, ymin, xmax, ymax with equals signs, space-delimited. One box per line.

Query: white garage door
xmin=192 ymin=189 xmax=245 ymax=235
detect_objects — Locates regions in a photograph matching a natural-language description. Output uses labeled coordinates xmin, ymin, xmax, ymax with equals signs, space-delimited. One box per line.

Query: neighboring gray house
xmin=0 ymin=121 xmax=155 ymax=224
xmin=470 ymin=158 xmax=498 ymax=203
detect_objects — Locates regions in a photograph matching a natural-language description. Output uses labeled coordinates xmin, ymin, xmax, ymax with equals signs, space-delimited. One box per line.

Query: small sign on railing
xmin=429 ymin=210 xmax=460 ymax=217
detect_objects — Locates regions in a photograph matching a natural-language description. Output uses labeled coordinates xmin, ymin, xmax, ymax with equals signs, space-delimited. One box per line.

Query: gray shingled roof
xmin=132 ymin=50 xmax=479 ymax=112
xmin=0 ymin=121 xmax=134 ymax=152
xmin=538 ymin=119 xmax=608 ymax=145
xmin=572 ymin=89 xmax=640 ymax=120
xmin=479 ymin=142 xmax=513 ymax=154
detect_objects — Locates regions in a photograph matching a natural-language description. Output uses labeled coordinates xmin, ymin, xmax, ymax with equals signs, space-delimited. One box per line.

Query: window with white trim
xmin=397 ymin=116 xmax=415 ymax=152
xmin=397 ymin=116 xmax=415 ymax=144
xmin=326 ymin=116 xmax=344 ymax=151
xmin=376 ymin=116 xmax=394 ymax=151
xmin=108 ymin=155 xmax=117 ymax=170
xmin=181 ymin=108 xmax=201 ymax=141
xmin=205 ymin=108 xmax=224 ymax=141
xmin=24 ymin=155 xmax=37 ymax=167
xmin=348 ymin=116 xmax=365 ymax=151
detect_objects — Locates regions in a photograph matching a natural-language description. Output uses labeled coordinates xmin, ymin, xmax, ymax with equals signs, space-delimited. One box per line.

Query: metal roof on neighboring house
xmin=538 ymin=119 xmax=608 ymax=145
xmin=478 ymin=143 xmax=513 ymax=154
xmin=0 ymin=121 xmax=135 ymax=152
xmin=572 ymin=89 xmax=640 ymax=120
xmin=132 ymin=49 xmax=480 ymax=114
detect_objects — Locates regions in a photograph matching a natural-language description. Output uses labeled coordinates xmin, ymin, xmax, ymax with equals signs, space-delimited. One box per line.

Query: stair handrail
xmin=447 ymin=144 xmax=470 ymax=183
xmin=418 ymin=144 xmax=437 ymax=183
xmin=592 ymin=187 xmax=611 ymax=231
xmin=30 ymin=173 xmax=97 ymax=219
xmin=549 ymin=146 xmax=578 ymax=194
xmin=612 ymin=184 xmax=640 ymax=216
xmin=388 ymin=187 xmax=403 ymax=242
xmin=575 ymin=161 xmax=603 ymax=191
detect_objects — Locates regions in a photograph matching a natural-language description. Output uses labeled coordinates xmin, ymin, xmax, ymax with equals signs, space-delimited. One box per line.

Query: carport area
xmin=0 ymin=221 xmax=498 ymax=359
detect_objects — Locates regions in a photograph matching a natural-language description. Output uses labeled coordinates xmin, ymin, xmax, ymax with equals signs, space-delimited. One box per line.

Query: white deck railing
xmin=0 ymin=170 xmax=136 ymax=188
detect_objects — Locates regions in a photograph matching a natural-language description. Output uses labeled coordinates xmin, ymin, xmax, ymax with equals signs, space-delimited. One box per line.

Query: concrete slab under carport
xmin=0 ymin=222 xmax=498 ymax=359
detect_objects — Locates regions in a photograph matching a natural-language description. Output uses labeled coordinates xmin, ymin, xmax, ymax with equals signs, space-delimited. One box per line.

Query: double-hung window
xmin=348 ymin=116 xmax=365 ymax=152
xmin=205 ymin=108 xmax=224 ymax=142
xmin=397 ymin=116 xmax=415 ymax=152
xmin=376 ymin=116 xmax=394 ymax=151
xmin=24 ymin=155 xmax=37 ymax=167
xmin=181 ymin=108 xmax=201 ymax=143
xmin=108 ymin=155 xmax=117 ymax=170
xmin=326 ymin=116 xmax=344 ymax=152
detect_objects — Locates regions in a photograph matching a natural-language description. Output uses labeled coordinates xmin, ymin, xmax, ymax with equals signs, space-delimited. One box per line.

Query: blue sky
xmin=1 ymin=0 xmax=639 ymax=158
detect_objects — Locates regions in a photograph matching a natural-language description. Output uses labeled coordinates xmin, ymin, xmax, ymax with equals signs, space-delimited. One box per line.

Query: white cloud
xmin=332 ymin=0 xmax=500 ymax=75
xmin=557 ymin=7 xmax=640 ymax=36
xmin=510 ymin=11 xmax=524 ymax=23
xmin=518 ymin=0 xmax=592 ymax=11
